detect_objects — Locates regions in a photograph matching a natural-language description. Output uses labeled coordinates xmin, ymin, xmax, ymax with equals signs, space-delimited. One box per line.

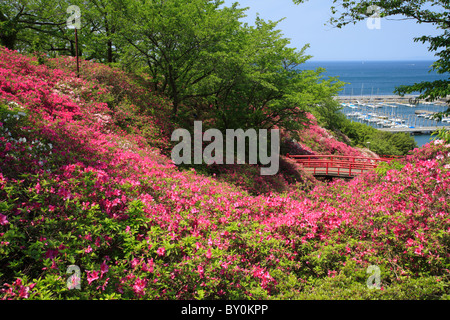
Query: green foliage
xmin=311 ymin=98 xmax=348 ymax=131
xmin=294 ymin=273 xmax=448 ymax=300
xmin=0 ymin=101 xmax=30 ymax=132
xmin=0 ymin=0 xmax=83 ymax=56
xmin=0 ymin=0 xmax=127 ymax=62
xmin=368 ymin=131 xmax=417 ymax=156
xmin=375 ymin=159 xmax=406 ymax=177
xmin=206 ymin=18 xmax=344 ymax=133
xmin=115 ymin=0 xmax=247 ymax=115
xmin=431 ymin=127 xmax=450 ymax=143
xmin=115 ymin=0 xmax=344 ymax=132
xmin=339 ymin=118 xmax=417 ymax=155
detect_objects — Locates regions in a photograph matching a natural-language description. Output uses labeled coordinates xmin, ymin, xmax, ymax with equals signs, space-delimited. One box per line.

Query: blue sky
xmin=223 ymin=0 xmax=443 ymax=61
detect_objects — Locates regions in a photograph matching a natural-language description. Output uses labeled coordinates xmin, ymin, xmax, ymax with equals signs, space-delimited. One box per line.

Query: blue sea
xmin=299 ymin=60 xmax=450 ymax=147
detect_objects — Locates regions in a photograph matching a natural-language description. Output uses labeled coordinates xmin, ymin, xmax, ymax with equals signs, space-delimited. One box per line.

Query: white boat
xmin=389 ymin=118 xmax=405 ymax=123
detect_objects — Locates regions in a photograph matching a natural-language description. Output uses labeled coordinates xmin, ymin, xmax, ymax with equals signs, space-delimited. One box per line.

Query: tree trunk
xmin=0 ymin=20 xmax=18 ymax=50
xmin=105 ymin=18 xmax=113 ymax=63
xmin=168 ymin=65 xmax=179 ymax=116
xmin=0 ymin=32 xmax=17 ymax=50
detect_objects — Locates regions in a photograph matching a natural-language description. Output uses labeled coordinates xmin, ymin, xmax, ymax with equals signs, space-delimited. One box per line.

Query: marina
xmin=336 ymin=95 xmax=450 ymax=134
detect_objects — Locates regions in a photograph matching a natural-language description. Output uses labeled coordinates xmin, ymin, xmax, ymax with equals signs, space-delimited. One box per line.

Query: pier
xmin=336 ymin=94 xmax=449 ymax=106
xmin=378 ymin=126 xmax=444 ymax=133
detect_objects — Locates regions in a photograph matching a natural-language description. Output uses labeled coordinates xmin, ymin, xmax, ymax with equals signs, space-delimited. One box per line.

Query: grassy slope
xmin=0 ymin=48 xmax=449 ymax=300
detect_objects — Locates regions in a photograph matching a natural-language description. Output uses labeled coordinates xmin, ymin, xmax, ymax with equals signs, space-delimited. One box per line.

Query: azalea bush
xmin=200 ymin=156 xmax=318 ymax=196
xmin=293 ymin=113 xmax=366 ymax=157
xmin=44 ymin=54 xmax=174 ymax=153
xmin=1 ymin=47 xmax=449 ymax=300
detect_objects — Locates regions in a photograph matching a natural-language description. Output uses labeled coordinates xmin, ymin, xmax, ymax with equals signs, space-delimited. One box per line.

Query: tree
xmin=0 ymin=0 xmax=128 ymax=63
xmin=210 ymin=17 xmax=344 ymax=133
xmin=0 ymin=0 xmax=68 ymax=52
xmin=74 ymin=0 xmax=127 ymax=63
xmin=293 ymin=0 xmax=450 ymax=114
xmin=116 ymin=0 xmax=247 ymax=116
xmin=118 ymin=0 xmax=344 ymax=134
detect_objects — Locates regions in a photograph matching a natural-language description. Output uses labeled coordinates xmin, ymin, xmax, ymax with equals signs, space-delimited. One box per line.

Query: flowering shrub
xmin=288 ymin=113 xmax=366 ymax=157
xmin=45 ymin=55 xmax=174 ymax=153
xmin=0 ymin=47 xmax=449 ymax=300
xmin=203 ymin=156 xmax=317 ymax=196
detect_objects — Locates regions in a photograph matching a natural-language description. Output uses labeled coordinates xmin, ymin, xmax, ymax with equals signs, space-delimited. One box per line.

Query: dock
xmin=336 ymin=95 xmax=449 ymax=106
xmin=415 ymin=110 xmax=436 ymax=115
xmin=378 ymin=126 xmax=444 ymax=133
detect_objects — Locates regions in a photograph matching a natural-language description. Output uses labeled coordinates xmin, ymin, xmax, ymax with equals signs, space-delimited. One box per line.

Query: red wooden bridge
xmin=286 ymin=154 xmax=399 ymax=178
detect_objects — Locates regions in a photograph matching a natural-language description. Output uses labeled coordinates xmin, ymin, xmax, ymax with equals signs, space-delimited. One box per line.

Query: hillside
xmin=1 ymin=48 xmax=449 ymax=300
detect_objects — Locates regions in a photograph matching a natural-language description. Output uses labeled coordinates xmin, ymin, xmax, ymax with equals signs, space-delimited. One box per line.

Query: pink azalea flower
xmin=100 ymin=261 xmax=109 ymax=277
xmin=133 ymin=278 xmax=147 ymax=297
xmin=142 ymin=258 xmax=154 ymax=273
xmin=414 ymin=244 xmax=424 ymax=256
xmin=86 ymin=270 xmax=99 ymax=285
xmin=44 ymin=249 xmax=59 ymax=260
xmin=197 ymin=265 xmax=204 ymax=275
xmin=131 ymin=258 xmax=141 ymax=268
xmin=0 ymin=213 xmax=9 ymax=225
xmin=156 ymin=247 xmax=165 ymax=256
xmin=35 ymin=182 xmax=42 ymax=194
xmin=18 ymin=286 xmax=30 ymax=299
xmin=4 ymin=142 xmax=12 ymax=152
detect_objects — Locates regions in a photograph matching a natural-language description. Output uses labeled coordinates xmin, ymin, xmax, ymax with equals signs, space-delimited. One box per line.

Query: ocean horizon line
xmin=305 ymin=59 xmax=437 ymax=63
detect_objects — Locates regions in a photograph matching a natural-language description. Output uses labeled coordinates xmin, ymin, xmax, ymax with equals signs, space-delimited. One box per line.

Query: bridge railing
xmin=285 ymin=154 xmax=399 ymax=177
xmin=286 ymin=154 xmax=396 ymax=163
